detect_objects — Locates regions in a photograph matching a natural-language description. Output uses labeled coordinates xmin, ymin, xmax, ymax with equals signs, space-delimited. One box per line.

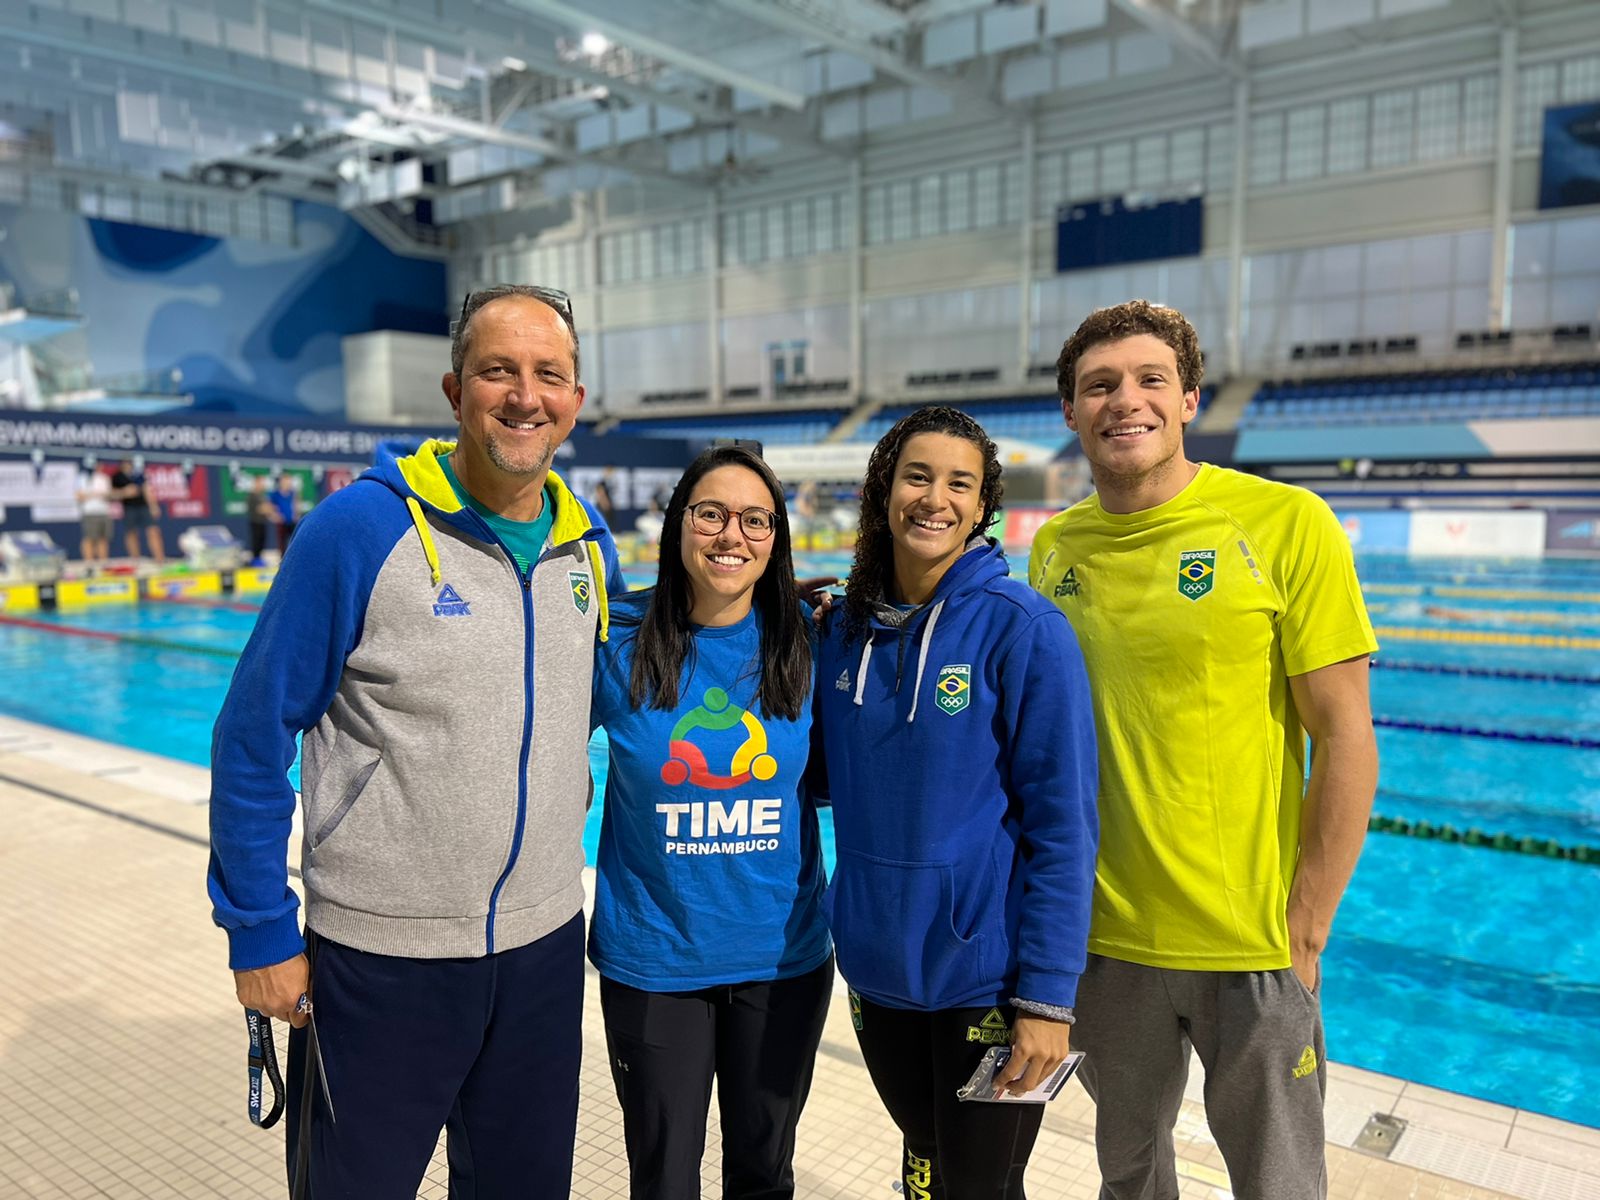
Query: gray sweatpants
xmin=1073 ymin=954 xmax=1327 ymax=1200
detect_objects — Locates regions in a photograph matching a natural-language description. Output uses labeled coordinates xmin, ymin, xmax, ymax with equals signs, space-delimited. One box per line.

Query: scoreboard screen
xmin=1057 ymin=195 xmax=1203 ymax=272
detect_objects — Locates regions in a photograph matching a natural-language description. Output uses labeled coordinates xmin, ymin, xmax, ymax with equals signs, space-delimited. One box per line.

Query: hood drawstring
xmin=904 ymin=600 xmax=944 ymax=724
xmin=852 ymin=637 xmax=872 ymax=707
xmin=585 ymin=540 xmax=611 ymax=643
xmin=405 ymin=496 xmax=442 ymax=587
xmin=853 ymin=598 xmax=946 ymax=724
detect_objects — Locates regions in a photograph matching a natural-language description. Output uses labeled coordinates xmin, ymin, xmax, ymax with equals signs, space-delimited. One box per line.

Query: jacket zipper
xmin=482 ymin=531 xmax=536 ymax=954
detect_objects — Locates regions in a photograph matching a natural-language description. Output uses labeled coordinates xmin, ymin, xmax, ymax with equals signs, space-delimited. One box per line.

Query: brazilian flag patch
xmin=1177 ymin=550 xmax=1215 ymax=601
xmin=569 ymin=571 xmax=592 ymax=615
xmin=934 ymin=664 xmax=971 ymax=715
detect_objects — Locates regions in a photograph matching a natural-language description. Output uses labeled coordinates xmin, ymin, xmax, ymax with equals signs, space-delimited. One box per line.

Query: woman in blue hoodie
xmin=814 ymin=407 xmax=1099 ymax=1199
xmin=590 ymin=444 xmax=832 ymax=1200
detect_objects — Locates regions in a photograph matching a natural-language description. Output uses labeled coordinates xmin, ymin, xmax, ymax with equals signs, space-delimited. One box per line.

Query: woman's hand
xmin=992 ymin=1014 xmax=1071 ymax=1096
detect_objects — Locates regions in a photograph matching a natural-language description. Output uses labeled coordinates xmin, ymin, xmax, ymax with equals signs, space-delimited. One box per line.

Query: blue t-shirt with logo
xmin=589 ymin=590 xmax=830 ymax=990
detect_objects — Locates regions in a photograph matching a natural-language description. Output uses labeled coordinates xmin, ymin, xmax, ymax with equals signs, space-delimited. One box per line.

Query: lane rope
xmin=1368 ymin=813 xmax=1600 ymax=865
xmin=0 ymin=613 xmax=243 ymax=659
xmin=1373 ymin=715 xmax=1600 ymax=750
xmin=1371 ymin=660 xmax=1600 ymax=685
xmin=1364 ymin=582 xmax=1600 ymax=603
xmin=1373 ymin=625 xmax=1600 ymax=650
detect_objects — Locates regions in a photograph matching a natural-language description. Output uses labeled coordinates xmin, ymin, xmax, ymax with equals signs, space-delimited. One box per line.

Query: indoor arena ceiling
xmin=0 ymin=0 xmax=1588 ymax=237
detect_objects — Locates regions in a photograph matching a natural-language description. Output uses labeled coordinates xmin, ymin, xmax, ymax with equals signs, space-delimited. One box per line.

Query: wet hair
xmin=1055 ymin=299 xmax=1203 ymax=402
xmin=842 ymin=406 xmax=1004 ymax=643
xmin=627 ymin=445 xmax=811 ymax=720
xmin=450 ymin=284 xmax=580 ymax=383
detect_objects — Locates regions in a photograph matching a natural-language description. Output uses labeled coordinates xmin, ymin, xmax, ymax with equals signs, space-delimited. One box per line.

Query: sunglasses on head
xmin=458 ymin=286 xmax=574 ymax=329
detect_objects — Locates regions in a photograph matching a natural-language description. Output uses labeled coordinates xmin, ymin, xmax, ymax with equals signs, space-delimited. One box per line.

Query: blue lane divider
xmin=1371 ymin=660 xmax=1600 ymax=686
xmin=1373 ymin=716 xmax=1600 ymax=750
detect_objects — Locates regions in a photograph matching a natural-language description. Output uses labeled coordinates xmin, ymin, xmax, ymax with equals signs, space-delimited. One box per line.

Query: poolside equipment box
xmin=0 ymin=531 xmax=67 ymax=583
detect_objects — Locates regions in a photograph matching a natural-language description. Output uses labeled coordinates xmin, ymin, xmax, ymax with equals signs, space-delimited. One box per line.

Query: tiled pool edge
xmin=3 ymin=711 xmax=1597 ymax=1200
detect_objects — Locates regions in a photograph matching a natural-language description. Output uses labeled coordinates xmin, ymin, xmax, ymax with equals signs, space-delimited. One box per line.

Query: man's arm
xmin=1285 ymin=655 xmax=1378 ymax=991
xmin=208 ymin=492 xmax=391 ymax=1018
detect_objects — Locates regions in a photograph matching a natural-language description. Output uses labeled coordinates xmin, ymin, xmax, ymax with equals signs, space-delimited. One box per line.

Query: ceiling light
xmin=581 ymin=32 xmax=610 ymax=56
xmin=502 ymin=56 xmax=527 ymax=72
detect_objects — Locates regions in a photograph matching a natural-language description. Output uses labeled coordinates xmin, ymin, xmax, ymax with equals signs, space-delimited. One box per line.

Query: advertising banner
xmin=1001 ymin=507 xmax=1059 ymax=550
xmin=1545 ymin=510 xmax=1600 ymax=554
xmin=1407 ymin=510 xmax=1546 ymax=558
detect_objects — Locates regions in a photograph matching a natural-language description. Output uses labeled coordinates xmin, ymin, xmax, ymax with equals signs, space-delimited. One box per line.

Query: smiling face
xmin=1065 ymin=332 xmax=1198 ymax=506
xmin=680 ymin=464 xmax=777 ymax=626
xmin=887 ymin=432 xmax=984 ymax=580
xmin=442 ymin=295 xmax=585 ymax=484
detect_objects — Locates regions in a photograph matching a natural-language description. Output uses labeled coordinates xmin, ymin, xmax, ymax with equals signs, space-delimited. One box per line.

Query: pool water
xmin=2 ymin=558 xmax=1598 ymax=1128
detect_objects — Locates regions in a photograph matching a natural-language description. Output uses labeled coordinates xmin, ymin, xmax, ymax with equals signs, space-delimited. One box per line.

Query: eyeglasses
xmin=458 ymin=286 xmax=574 ymax=332
xmin=685 ymin=500 xmax=777 ymax=542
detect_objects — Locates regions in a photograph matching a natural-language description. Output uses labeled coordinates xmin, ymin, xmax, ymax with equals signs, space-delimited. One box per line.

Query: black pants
xmin=852 ymin=991 xmax=1045 ymax=1200
xmin=248 ymin=521 xmax=268 ymax=560
xmin=599 ymin=956 xmax=833 ymax=1200
xmin=285 ymin=913 xmax=585 ymax=1199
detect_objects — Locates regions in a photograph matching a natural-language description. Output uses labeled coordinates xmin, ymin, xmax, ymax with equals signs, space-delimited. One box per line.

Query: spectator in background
xmin=76 ymin=462 xmax=113 ymax=571
xmin=246 ymin=475 xmax=275 ymax=565
xmin=112 ymin=457 xmax=164 ymax=565
xmin=591 ymin=471 xmax=617 ymax=525
xmin=269 ymin=473 xmax=298 ymax=552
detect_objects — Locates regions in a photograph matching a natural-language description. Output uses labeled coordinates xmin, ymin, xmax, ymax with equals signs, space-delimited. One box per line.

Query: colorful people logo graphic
xmin=661 ymin=687 xmax=777 ymax=789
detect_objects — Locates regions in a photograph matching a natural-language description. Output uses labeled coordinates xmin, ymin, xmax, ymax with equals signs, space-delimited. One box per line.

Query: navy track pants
xmin=284 ymin=911 xmax=585 ymax=1199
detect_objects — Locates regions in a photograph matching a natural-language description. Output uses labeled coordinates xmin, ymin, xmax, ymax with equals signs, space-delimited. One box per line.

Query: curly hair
xmin=842 ymin=406 xmax=1004 ymax=642
xmin=1055 ymin=300 xmax=1203 ymax=402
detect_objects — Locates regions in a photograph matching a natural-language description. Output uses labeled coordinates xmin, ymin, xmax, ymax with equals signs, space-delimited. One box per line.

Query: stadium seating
xmin=1238 ymin=364 xmax=1600 ymax=428
xmin=853 ymin=386 xmax=1214 ymax=449
xmin=609 ymin=408 xmax=844 ymax=445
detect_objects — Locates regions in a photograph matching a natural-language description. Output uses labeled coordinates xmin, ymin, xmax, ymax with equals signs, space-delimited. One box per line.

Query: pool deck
xmin=2 ymin=711 xmax=1597 ymax=1200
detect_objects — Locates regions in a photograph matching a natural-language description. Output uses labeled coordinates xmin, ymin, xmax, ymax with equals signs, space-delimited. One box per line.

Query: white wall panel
xmin=1057 ymin=41 xmax=1110 ymax=88
xmin=924 ymin=16 xmax=978 ymax=68
xmin=1114 ymin=33 xmax=1173 ymax=77
xmin=982 ymin=5 xmax=1040 ymax=54
xmin=1045 ymin=0 xmax=1107 ymax=38
xmin=1003 ymin=55 xmax=1054 ymax=104
xmin=1239 ymin=1 xmax=1305 ymax=51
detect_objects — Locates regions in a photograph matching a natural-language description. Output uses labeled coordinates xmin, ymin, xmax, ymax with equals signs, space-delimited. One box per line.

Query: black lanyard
xmin=245 ymin=1008 xmax=286 ymax=1129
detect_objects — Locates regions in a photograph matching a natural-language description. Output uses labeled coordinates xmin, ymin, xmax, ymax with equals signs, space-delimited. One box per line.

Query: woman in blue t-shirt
xmin=589 ymin=444 xmax=832 ymax=1200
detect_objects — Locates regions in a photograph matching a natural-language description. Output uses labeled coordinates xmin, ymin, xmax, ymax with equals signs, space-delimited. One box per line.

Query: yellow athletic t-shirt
xmin=1029 ymin=464 xmax=1377 ymax=971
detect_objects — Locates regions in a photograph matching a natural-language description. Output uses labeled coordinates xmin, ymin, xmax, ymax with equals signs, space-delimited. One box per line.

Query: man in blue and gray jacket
xmin=207 ymin=285 xmax=623 ymax=1198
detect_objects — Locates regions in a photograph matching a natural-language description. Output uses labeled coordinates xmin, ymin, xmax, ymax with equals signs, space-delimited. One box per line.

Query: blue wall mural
xmin=0 ymin=201 xmax=446 ymax=419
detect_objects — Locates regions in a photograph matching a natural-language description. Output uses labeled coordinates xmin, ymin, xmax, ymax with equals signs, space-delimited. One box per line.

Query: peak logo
xmin=661 ymin=687 xmax=777 ymax=789
xmin=432 ymin=583 xmax=471 ymax=617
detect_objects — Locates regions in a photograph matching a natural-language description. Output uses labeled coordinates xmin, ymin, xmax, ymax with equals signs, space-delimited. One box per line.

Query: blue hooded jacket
xmin=814 ymin=538 xmax=1098 ymax=1011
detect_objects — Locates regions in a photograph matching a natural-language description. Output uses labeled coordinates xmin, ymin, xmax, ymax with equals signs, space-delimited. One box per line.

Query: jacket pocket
xmin=825 ymin=849 xmax=992 ymax=1008
xmin=310 ymin=757 xmax=379 ymax=849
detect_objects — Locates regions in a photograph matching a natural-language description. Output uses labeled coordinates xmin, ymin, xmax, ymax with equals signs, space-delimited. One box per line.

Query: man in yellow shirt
xmin=1030 ymin=301 xmax=1378 ymax=1200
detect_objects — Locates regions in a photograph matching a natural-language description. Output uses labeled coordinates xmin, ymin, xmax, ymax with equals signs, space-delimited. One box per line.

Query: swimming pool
xmin=2 ymin=558 xmax=1598 ymax=1127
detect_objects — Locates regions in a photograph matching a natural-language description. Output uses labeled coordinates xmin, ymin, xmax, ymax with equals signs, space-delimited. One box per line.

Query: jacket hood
xmin=849 ymin=536 xmax=1011 ymax=723
xmin=363 ymin=439 xmax=590 ymax=539
xmin=865 ymin=535 xmax=1007 ymax=632
xmin=362 ymin=438 xmax=615 ymax=639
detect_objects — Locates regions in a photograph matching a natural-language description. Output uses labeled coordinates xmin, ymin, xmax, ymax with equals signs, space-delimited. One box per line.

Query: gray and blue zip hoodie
xmin=207 ymin=439 xmax=623 ymax=971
